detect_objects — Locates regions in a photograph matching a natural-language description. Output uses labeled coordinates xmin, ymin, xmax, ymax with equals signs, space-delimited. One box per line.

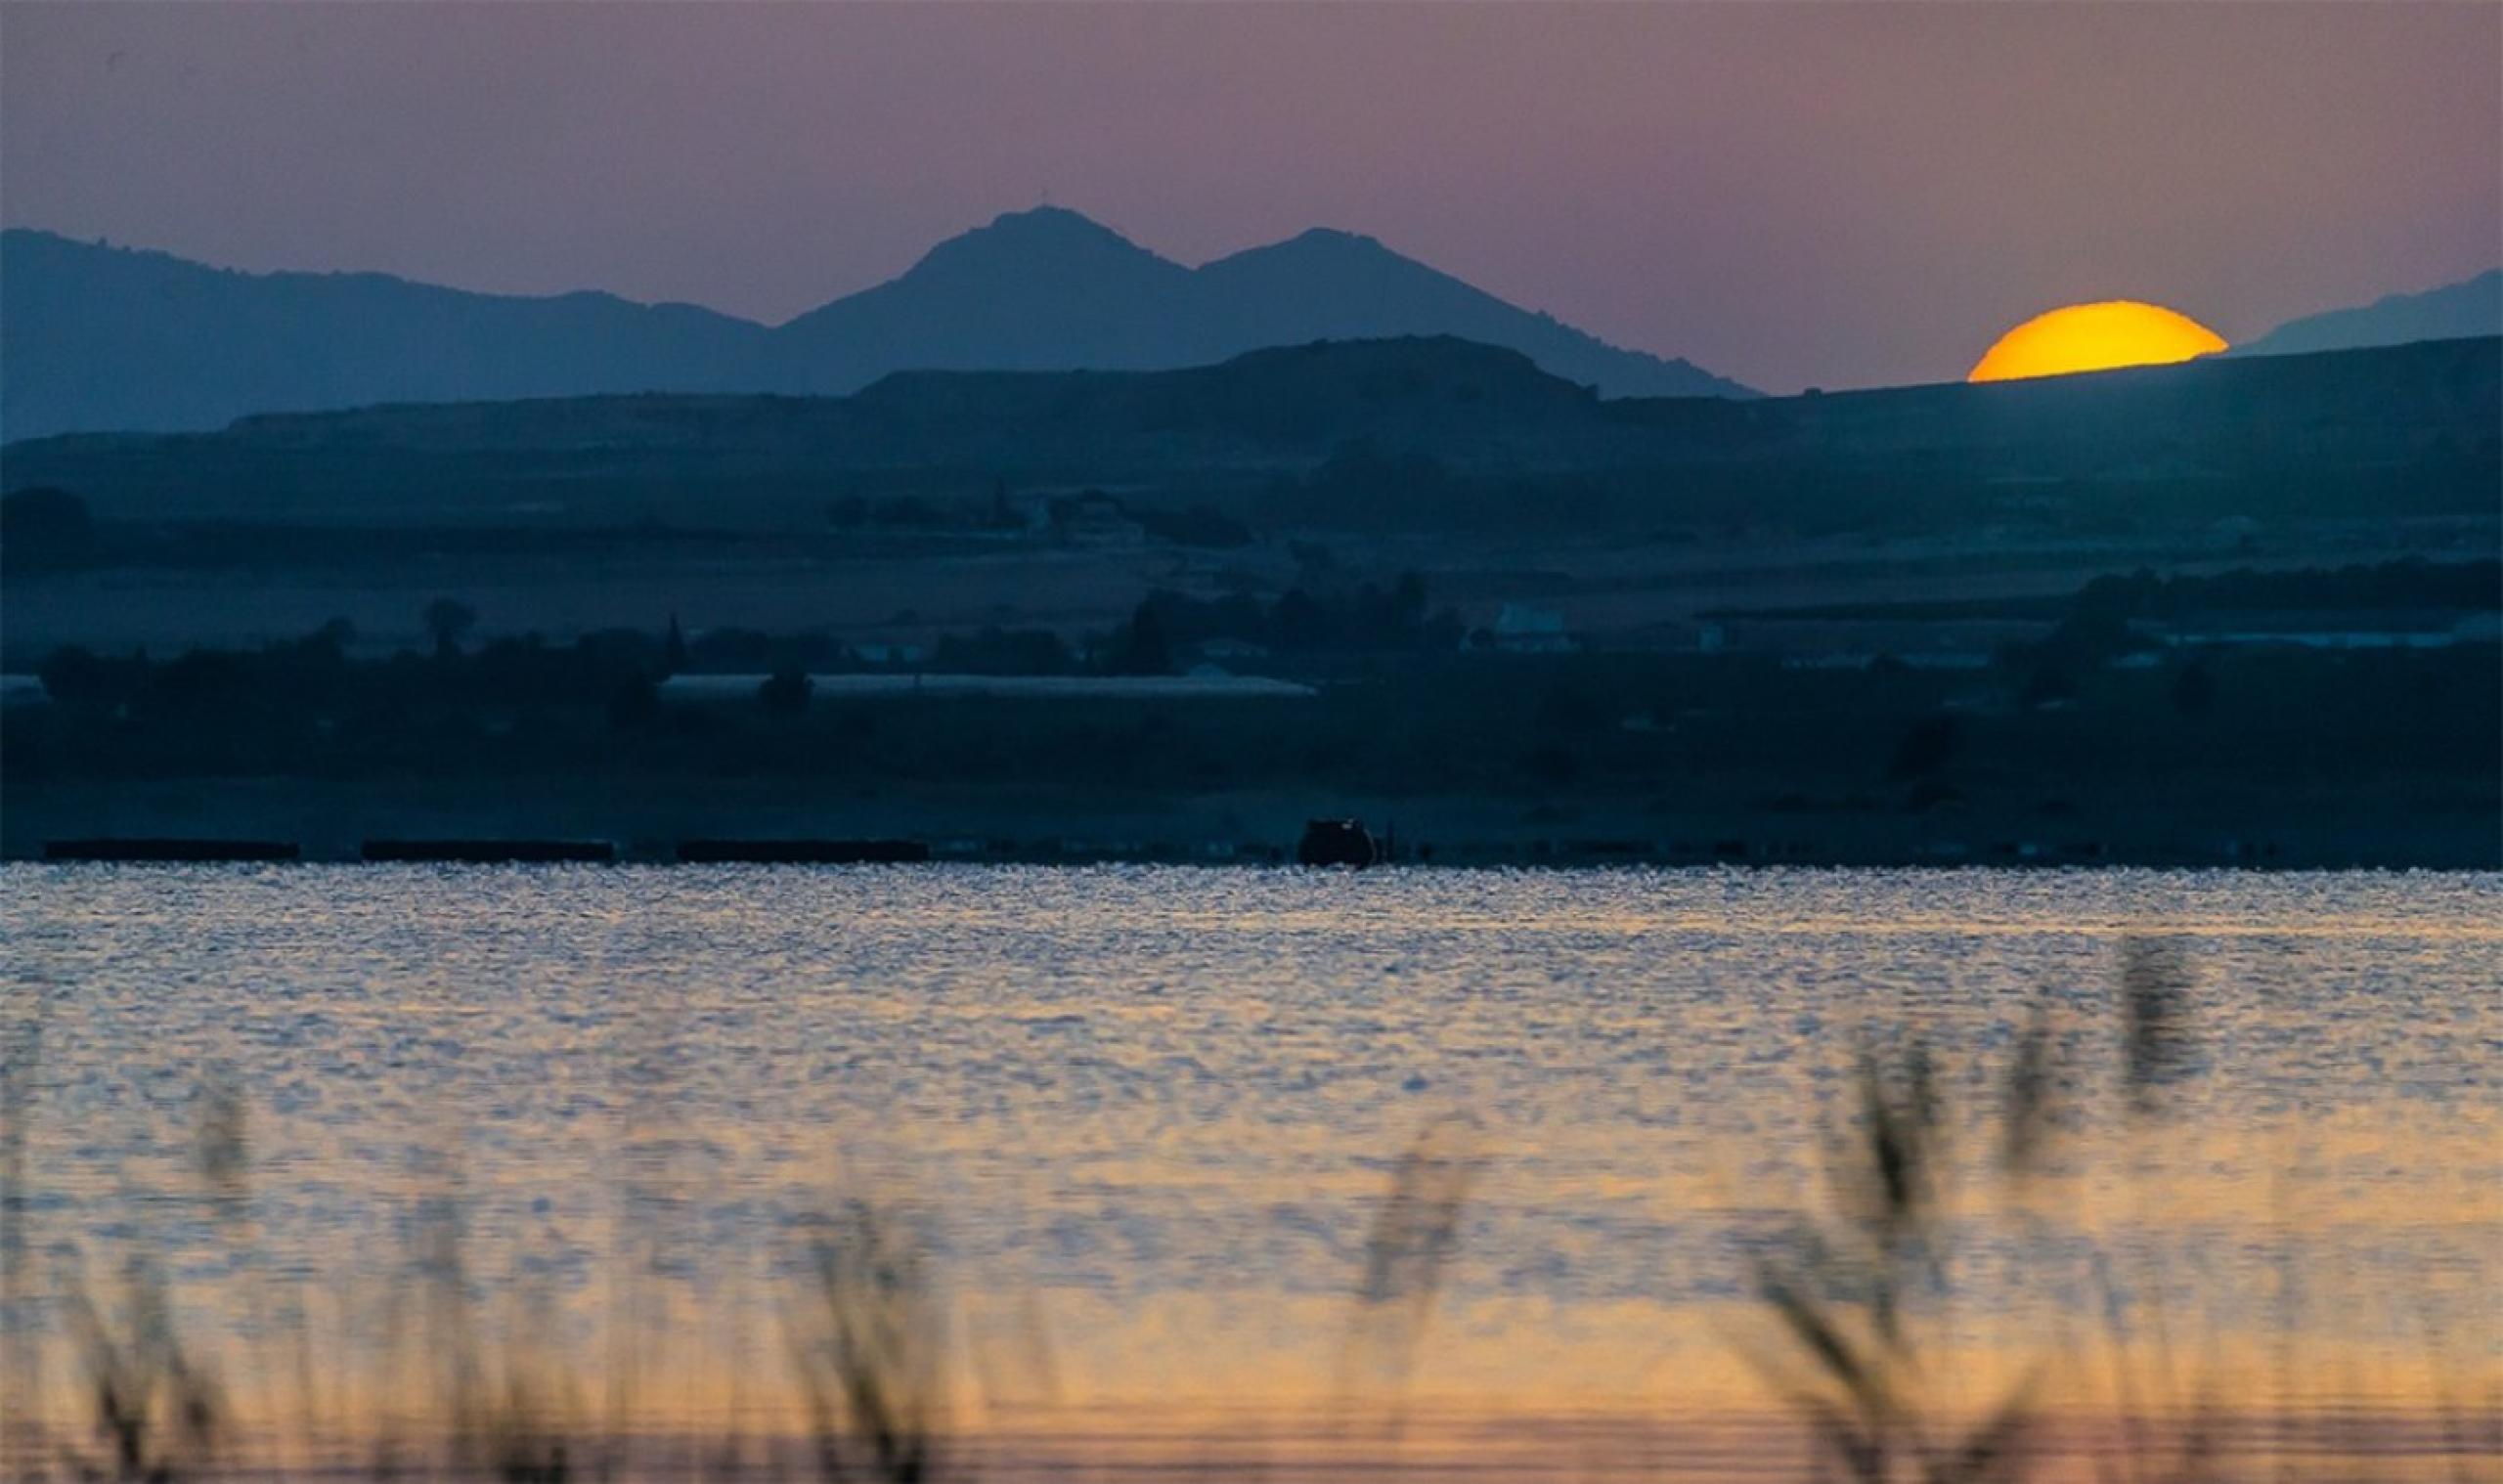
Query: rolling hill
xmin=7 ymin=333 xmax=2490 ymax=536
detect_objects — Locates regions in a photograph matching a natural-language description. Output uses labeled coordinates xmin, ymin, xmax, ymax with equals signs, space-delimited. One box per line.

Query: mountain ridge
xmin=0 ymin=210 xmax=1754 ymax=437
xmin=2233 ymin=268 xmax=2503 ymax=358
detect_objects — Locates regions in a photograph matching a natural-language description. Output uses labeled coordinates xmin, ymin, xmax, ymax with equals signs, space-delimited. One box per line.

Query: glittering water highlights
xmin=3 ymin=865 xmax=2497 ymax=1475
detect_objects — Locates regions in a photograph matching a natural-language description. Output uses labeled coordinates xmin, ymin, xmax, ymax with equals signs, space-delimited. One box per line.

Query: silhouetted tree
xmin=662 ymin=613 xmax=689 ymax=677
xmin=1390 ymin=571 xmax=1429 ymax=632
xmin=0 ymin=486 xmax=98 ymax=572
xmin=1887 ymin=715 xmax=1962 ymax=781
xmin=1270 ymin=588 xmax=1333 ymax=651
xmin=1519 ymin=742 xmax=1582 ymax=785
xmin=37 ymin=645 xmax=135 ymax=707
xmin=689 ymin=627 xmax=774 ymax=673
xmin=134 ymin=649 xmax=249 ymax=724
xmin=307 ymin=617 xmax=357 ymax=654
xmin=2021 ymin=659 xmax=2078 ymax=709
xmin=759 ymin=665 xmax=812 ymax=716
xmin=2169 ymin=657 xmax=2217 ymax=717
xmin=422 ymin=598 xmax=479 ymax=659
xmin=930 ymin=627 xmax=1072 ymax=676
xmin=607 ymin=675 xmax=661 ymax=731
xmin=1130 ymin=503 xmax=1253 ymax=548
xmin=1109 ymin=600 xmax=1174 ymax=676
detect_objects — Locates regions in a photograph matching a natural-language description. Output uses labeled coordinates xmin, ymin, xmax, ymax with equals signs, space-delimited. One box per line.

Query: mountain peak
xmin=1208 ymin=227 xmax=1405 ymax=270
xmin=984 ymin=204 xmax=1129 ymax=240
xmin=903 ymin=206 xmax=1177 ymax=282
xmin=1279 ymin=226 xmax=1390 ymax=252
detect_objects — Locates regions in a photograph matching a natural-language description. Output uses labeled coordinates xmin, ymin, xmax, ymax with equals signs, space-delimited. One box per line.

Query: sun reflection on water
xmin=3 ymin=864 xmax=2496 ymax=1476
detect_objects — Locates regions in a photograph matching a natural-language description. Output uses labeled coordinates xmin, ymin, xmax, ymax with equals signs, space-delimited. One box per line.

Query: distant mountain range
xmin=2235 ymin=268 xmax=2502 ymax=359
xmin=0 ymin=209 xmax=1753 ymax=438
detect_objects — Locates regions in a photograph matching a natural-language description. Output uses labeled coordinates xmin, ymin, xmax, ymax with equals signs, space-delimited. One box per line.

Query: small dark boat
xmin=1296 ymin=818 xmax=1382 ymax=868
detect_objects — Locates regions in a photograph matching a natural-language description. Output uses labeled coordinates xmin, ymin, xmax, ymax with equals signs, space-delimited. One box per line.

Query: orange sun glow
xmin=1967 ymin=300 xmax=2228 ymax=383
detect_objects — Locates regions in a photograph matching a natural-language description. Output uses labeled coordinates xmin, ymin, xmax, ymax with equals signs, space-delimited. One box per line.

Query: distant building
xmin=2158 ymin=610 xmax=2497 ymax=651
xmin=1779 ymin=651 xmax=1992 ymax=672
xmin=999 ymin=492 xmax=1055 ymax=535
xmin=851 ymin=640 xmax=929 ymax=667
xmin=1049 ymin=490 xmax=1145 ymax=546
xmin=2209 ymin=514 xmax=2261 ymax=546
xmin=1479 ymin=603 xmax=1575 ymax=654
xmin=658 ymin=673 xmax=1318 ymax=703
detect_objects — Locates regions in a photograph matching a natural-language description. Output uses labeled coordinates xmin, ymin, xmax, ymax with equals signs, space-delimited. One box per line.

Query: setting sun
xmin=1968 ymin=300 xmax=2229 ymax=382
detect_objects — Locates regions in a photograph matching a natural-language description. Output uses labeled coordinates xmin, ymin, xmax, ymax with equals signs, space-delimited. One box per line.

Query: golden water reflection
xmin=3 ymin=865 xmax=2496 ymax=1476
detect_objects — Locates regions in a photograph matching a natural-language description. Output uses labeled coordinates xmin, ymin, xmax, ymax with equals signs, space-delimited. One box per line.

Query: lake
xmin=3 ymin=865 xmax=2497 ymax=1479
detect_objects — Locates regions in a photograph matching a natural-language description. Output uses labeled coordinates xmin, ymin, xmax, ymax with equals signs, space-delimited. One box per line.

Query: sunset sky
xmin=4 ymin=2 xmax=2495 ymax=392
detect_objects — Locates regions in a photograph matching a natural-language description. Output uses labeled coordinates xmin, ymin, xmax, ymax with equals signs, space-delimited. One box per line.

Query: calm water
xmin=3 ymin=865 xmax=2498 ymax=1465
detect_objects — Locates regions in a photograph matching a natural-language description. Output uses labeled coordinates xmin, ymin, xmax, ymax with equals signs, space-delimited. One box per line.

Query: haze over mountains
xmin=0 ymin=208 xmax=1754 ymax=439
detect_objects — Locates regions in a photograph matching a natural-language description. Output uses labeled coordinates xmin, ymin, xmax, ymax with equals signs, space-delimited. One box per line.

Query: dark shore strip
xmin=361 ymin=837 xmax=617 ymax=863
xmin=41 ymin=836 xmax=299 ymax=862
xmin=22 ymin=834 xmax=2497 ymax=868
xmin=679 ymin=837 xmax=932 ymax=863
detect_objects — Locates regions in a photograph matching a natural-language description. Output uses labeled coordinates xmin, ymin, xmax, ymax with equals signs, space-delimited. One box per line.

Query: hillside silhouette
xmin=2233 ymin=268 xmax=2503 ymax=358
xmin=768 ymin=210 xmax=1751 ymax=401
xmin=7 ymin=333 xmax=2490 ymax=534
xmin=0 ymin=229 xmax=769 ymax=440
xmin=0 ymin=211 xmax=1750 ymax=439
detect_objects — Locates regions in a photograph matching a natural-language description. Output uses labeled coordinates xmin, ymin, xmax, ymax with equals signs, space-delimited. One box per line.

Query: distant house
xmin=660 ymin=673 xmax=1318 ymax=703
xmin=1779 ymin=651 xmax=1991 ymax=672
xmin=2208 ymin=514 xmax=2262 ymax=548
xmin=1183 ymin=638 xmax=1273 ymax=678
xmin=851 ymin=640 xmax=929 ymax=667
xmin=1780 ymin=653 xmax=1872 ymax=672
xmin=997 ymin=491 xmax=1055 ymax=535
xmin=1048 ymin=490 xmax=1145 ymax=546
xmin=2156 ymin=609 xmax=2498 ymax=651
xmin=1198 ymin=636 xmax=1272 ymax=662
xmin=1476 ymin=603 xmax=1575 ymax=654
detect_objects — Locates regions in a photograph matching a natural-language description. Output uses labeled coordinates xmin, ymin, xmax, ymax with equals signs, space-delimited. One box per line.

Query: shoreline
xmin=9 ymin=776 xmax=2496 ymax=870
xmin=9 ymin=845 xmax=2497 ymax=872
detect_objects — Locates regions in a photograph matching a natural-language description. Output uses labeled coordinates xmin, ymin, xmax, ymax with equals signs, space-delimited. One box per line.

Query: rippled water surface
xmin=4 ymin=865 xmax=2498 ymax=1447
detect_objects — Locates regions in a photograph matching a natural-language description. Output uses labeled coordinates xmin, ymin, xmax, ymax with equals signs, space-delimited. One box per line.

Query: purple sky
xmin=5 ymin=3 xmax=2496 ymax=392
